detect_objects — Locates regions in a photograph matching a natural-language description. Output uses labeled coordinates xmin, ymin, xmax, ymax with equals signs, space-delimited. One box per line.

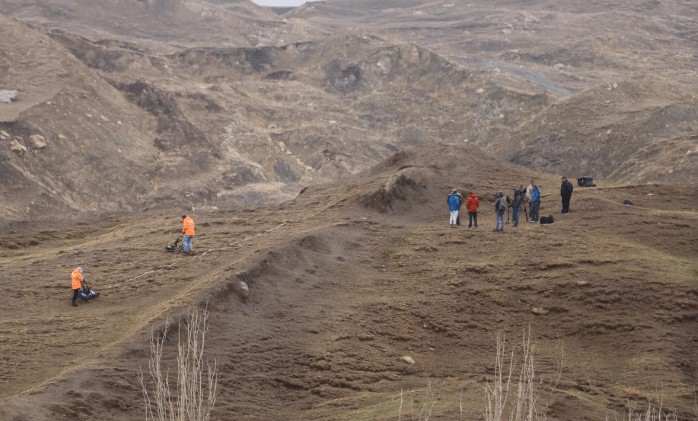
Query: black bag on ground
xmin=540 ymin=215 xmax=554 ymax=224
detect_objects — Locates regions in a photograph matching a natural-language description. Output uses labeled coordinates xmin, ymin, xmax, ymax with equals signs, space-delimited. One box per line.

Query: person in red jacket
xmin=71 ymin=267 xmax=83 ymax=307
xmin=181 ymin=215 xmax=196 ymax=255
xmin=465 ymin=192 xmax=479 ymax=229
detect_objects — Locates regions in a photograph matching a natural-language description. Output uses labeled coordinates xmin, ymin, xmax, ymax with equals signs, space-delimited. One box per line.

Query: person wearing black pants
xmin=560 ymin=177 xmax=574 ymax=214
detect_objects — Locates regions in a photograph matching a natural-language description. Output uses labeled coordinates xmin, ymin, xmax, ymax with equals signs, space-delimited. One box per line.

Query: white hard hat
xmin=76 ymin=267 xmax=83 ymax=273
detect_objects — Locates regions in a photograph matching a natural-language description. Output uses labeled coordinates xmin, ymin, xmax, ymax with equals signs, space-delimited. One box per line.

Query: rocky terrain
xmin=0 ymin=0 xmax=696 ymax=420
xmin=1 ymin=0 xmax=696 ymax=217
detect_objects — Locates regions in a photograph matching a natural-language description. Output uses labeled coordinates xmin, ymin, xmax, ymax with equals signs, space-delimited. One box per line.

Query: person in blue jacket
xmin=447 ymin=189 xmax=462 ymax=228
xmin=530 ymin=185 xmax=541 ymax=223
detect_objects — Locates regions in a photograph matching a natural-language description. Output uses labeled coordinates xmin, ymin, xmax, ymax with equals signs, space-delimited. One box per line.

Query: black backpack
xmin=540 ymin=215 xmax=554 ymax=224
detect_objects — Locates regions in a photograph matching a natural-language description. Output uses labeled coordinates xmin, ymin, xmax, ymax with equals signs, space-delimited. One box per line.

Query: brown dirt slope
xmin=505 ymin=80 xmax=698 ymax=184
xmin=0 ymin=0 xmax=280 ymax=53
xmin=0 ymin=144 xmax=696 ymax=420
xmin=0 ymin=16 xmax=158 ymax=218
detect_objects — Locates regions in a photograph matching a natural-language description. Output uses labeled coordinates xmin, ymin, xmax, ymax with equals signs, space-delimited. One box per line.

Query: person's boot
xmin=72 ymin=301 xmax=78 ymax=307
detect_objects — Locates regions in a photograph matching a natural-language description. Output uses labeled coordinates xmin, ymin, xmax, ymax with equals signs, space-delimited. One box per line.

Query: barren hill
xmin=0 ymin=0 xmax=281 ymax=52
xmin=0 ymin=16 xmax=158 ymax=218
xmin=1 ymin=17 xmax=556 ymax=218
xmin=1 ymin=144 xmax=696 ymax=420
xmin=288 ymin=0 xmax=698 ymax=181
xmin=0 ymin=2 xmax=697 ymax=420
xmin=2 ymin=0 xmax=696 ymax=220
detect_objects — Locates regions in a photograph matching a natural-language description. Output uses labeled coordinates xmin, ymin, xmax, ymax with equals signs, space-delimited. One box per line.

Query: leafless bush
xmin=398 ymin=381 xmax=437 ymax=421
xmin=139 ymin=306 xmax=218 ymax=421
xmin=625 ymin=400 xmax=678 ymax=421
xmin=484 ymin=326 xmax=560 ymax=421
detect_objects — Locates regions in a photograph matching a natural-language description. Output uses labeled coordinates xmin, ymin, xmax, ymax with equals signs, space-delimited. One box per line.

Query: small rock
xmin=646 ymin=193 xmax=655 ymax=196
xmin=623 ymin=199 xmax=634 ymax=206
xmin=476 ymin=88 xmax=485 ymax=94
xmin=85 ymin=113 xmax=92 ymax=119
xmin=10 ymin=139 xmax=28 ymax=154
xmin=29 ymin=134 xmax=47 ymax=149
xmin=100 ymin=115 xmax=109 ymax=122
xmin=553 ymin=63 xmax=565 ymax=70
xmin=58 ymin=134 xmax=67 ymax=140
xmin=531 ymin=307 xmax=549 ymax=315
xmin=239 ymin=281 xmax=249 ymax=298
xmin=0 ymin=90 xmax=18 ymax=103
xmin=0 ymin=130 xmax=9 ymax=140
xmin=576 ymin=280 xmax=590 ymax=286
xmin=117 ymin=121 xmax=122 ymax=126
xmin=401 ymin=355 xmax=415 ymax=365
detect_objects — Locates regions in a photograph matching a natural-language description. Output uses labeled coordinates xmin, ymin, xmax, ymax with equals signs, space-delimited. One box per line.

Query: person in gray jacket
xmin=494 ymin=191 xmax=507 ymax=232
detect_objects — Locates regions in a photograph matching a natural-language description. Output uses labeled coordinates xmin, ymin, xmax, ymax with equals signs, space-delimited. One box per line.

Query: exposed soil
xmin=1 ymin=144 xmax=696 ymax=420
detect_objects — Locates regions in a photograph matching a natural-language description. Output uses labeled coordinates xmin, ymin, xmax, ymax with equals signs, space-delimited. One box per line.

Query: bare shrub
xmin=139 ymin=306 xmax=218 ymax=421
xmin=484 ymin=326 xmax=560 ymax=421
xmin=625 ymin=400 xmax=678 ymax=421
xmin=398 ymin=381 xmax=437 ymax=421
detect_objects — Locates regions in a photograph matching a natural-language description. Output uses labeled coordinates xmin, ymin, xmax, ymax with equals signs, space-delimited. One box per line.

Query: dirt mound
xmin=346 ymin=143 xmax=548 ymax=218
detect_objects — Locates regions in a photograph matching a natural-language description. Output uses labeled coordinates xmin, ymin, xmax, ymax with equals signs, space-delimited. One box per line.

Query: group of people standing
xmin=448 ymin=190 xmax=480 ymax=229
xmin=447 ymin=177 xmax=574 ymax=232
xmin=70 ymin=214 xmax=197 ymax=306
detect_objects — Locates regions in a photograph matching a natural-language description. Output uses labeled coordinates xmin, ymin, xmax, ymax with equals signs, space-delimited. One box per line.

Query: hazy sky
xmin=251 ymin=0 xmax=313 ymax=6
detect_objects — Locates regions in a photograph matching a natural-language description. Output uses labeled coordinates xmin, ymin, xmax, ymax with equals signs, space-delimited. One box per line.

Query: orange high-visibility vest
xmin=182 ymin=216 xmax=195 ymax=236
xmin=71 ymin=269 xmax=83 ymax=290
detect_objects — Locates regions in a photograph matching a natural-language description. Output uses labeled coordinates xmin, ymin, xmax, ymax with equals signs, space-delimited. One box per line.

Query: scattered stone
xmin=100 ymin=115 xmax=109 ymax=122
xmin=646 ymin=193 xmax=655 ymax=196
xmin=10 ymin=138 xmax=28 ymax=154
xmin=117 ymin=120 xmax=122 ymax=126
xmin=85 ymin=113 xmax=92 ymax=119
xmin=476 ymin=88 xmax=485 ymax=94
xmin=0 ymin=130 xmax=9 ymax=140
xmin=531 ymin=307 xmax=549 ymax=315
xmin=0 ymin=90 xmax=18 ymax=103
xmin=576 ymin=280 xmax=590 ymax=286
xmin=401 ymin=355 xmax=415 ymax=365
xmin=553 ymin=63 xmax=565 ymax=70
xmin=29 ymin=134 xmax=47 ymax=149
xmin=239 ymin=281 xmax=249 ymax=298
xmin=623 ymin=199 xmax=634 ymax=206
xmin=58 ymin=134 xmax=67 ymax=140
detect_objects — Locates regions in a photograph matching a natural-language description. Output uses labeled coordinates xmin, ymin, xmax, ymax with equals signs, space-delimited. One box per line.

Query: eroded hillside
xmin=0 ymin=144 xmax=696 ymax=420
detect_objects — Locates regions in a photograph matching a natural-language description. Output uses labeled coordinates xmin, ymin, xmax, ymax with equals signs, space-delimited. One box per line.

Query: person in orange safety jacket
xmin=71 ymin=267 xmax=84 ymax=307
xmin=181 ymin=215 xmax=196 ymax=255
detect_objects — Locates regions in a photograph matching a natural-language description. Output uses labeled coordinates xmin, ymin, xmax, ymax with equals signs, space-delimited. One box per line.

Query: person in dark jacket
xmin=511 ymin=187 xmax=526 ymax=227
xmin=560 ymin=177 xmax=574 ymax=214
xmin=447 ymin=189 xmax=462 ymax=228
